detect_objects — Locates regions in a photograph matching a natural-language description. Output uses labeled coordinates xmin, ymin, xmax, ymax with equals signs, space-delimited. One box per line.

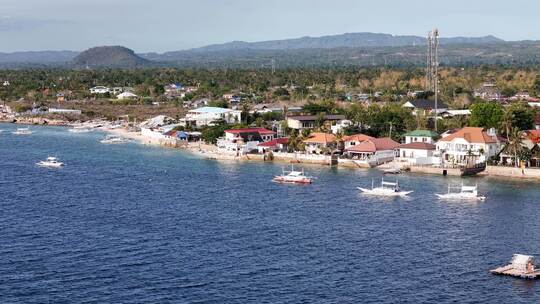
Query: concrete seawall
xmin=408 ymin=166 xmax=462 ymax=176
xmin=479 ymin=166 xmax=540 ymax=180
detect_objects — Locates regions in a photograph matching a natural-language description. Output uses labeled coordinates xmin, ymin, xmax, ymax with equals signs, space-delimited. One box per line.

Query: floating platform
xmin=490 ymin=265 xmax=540 ymax=279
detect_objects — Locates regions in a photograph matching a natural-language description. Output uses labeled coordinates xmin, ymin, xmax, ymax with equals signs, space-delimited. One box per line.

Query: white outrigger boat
xmin=12 ymin=127 xmax=32 ymax=135
xmin=436 ymin=184 xmax=485 ymax=201
xmin=273 ymin=166 xmax=313 ymax=184
xmin=100 ymin=135 xmax=129 ymax=144
xmin=36 ymin=156 xmax=64 ymax=168
xmin=358 ymin=178 xmax=413 ymax=197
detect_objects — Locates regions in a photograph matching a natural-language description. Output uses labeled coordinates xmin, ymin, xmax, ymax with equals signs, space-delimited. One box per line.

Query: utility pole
xmin=389 ymin=122 xmax=393 ymax=139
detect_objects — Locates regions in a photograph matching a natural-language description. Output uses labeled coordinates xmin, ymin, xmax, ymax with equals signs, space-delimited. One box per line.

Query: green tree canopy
xmin=505 ymin=103 xmax=535 ymax=131
xmin=469 ymin=102 xmax=504 ymax=129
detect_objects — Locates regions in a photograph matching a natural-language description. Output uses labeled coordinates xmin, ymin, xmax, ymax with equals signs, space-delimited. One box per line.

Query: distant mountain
xmin=72 ymin=46 xmax=150 ymax=68
xmin=0 ymin=32 xmax=532 ymax=68
xmin=184 ymin=32 xmax=505 ymax=52
xmin=0 ymin=50 xmax=78 ymax=63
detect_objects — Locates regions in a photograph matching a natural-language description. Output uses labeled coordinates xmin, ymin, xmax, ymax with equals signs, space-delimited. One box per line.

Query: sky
xmin=1 ymin=0 xmax=539 ymax=53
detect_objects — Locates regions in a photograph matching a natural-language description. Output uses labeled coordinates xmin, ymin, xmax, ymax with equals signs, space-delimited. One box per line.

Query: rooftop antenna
xmin=427 ymin=28 xmax=440 ymax=132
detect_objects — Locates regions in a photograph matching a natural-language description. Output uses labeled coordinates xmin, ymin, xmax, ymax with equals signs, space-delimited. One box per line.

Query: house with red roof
xmin=342 ymin=134 xmax=375 ymax=150
xmin=257 ymin=137 xmax=289 ymax=153
xmin=435 ymin=127 xmax=504 ymax=165
xmin=344 ymin=137 xmax=400 ymax=165
xmin=516 ymin=130 xmax=540 ymax=167
xmin=217 ymin=127 xmax=276 ymax=154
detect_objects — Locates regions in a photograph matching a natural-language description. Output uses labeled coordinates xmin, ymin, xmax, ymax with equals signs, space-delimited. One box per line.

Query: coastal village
xmin=2 ymin=80 xmax=540 ymax=180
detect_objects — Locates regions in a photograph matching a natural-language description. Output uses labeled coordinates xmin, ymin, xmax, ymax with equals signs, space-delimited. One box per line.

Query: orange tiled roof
xmin=303 ymin=132 xmax=336 ymax=144
xmin=524 ymin=130 xmax=540 ymax=144
xmin=438 ymin=127 xmax=497 ymax=144
xmin=343 ymin=134 xmax=374 ymax=142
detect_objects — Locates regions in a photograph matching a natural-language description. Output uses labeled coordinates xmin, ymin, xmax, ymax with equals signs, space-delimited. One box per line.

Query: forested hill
xmin=72 ymin=46 xmax=151 ymax=68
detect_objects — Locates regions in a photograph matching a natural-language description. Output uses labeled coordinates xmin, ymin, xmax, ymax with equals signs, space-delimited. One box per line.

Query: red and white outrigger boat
xmin=273 ymin=166 xmax=313 ymax=184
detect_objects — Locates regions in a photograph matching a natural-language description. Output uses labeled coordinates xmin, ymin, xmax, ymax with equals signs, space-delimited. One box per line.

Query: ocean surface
xmin=1 ymin=123 xmax=540 ymax=303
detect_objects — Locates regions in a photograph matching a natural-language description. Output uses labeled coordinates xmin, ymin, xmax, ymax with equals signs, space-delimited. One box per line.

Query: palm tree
xmin=334 ymin=132 xmax=345 ymax=153
xmin=500 ymin=110 xmax=514 ymax=138
xmin=505 ymin=127 xmax=524 ymax=167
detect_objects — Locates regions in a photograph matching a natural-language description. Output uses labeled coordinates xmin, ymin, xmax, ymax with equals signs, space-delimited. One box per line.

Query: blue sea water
xmin=1 ymin=123 xmax=540 ymax=303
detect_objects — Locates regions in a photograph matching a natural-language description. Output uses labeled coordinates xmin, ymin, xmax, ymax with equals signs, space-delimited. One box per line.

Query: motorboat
xmin=36 ymin=156 xmax=64 ymax=168
xmin=358 ymin=178 xmax=413 ymax=197
xmin=273 ymin=166 xmax=313 ymax=184
xmin=68 ymin=127 xmax=92 ymax=133
xmin=12 ymin=127 xmax=32 ymax=135
xmin=436 ymin=184 xmax=485 ymax=201
xmin=383 ymin=167 xmax=402 ymax=174
xmin=100 ymin=135 xmax=129 ymax=144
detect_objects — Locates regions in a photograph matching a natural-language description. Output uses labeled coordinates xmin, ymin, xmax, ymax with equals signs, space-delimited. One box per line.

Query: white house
xmin=402 ymin=99 xmax=448 ymax=116
xmin=435 ymin=127 xmax=504 ymax=165
xmin=330 ymin=119 xmax=353 ymax=134
xmin=180 ymin=106 xmax=242 ymax=127
xmin=403 ymin=130 xmax=438 ymax=144
xmin=89 ymin=86 xmax=110 ymax=94
xmin=117 ymin=92 xmax=138 ymax=100
xmin=286 ymin=115 xmax=346 ymax=130
xmin=48 ymin=108 xmax=82 ymax=115
xmin=397 ymin=142 xmax=437 ymax=165
xmin=217 ymin=128 xmax=276 ymax=154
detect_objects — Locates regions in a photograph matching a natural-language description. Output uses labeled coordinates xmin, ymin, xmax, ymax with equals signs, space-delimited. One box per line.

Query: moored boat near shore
xmin=273 ymin=166 xmax=313 ymax=184
xmin=358 ymin=179 xmax=413 ymax=197
xmin=436 ymin=184 xmax=485 ymax=201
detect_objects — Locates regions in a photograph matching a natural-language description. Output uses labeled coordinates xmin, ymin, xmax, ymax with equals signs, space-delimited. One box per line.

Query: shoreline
xmin=104 ymin=127 xmax=540 ymax=181
xmin=5 ymin=120 xmax=540 ymax=182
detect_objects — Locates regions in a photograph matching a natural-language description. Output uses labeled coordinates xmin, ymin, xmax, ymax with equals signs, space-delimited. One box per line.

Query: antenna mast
xmin=427 ymin=28 xmax=440 ymax=132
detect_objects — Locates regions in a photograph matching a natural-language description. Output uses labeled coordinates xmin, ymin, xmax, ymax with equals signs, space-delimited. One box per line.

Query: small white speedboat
xmin=273 ymin=166 xmax=313 ymax=184
xmin=100 ymin=135 xmax=129 ymax=144
xmin=12 ymin=127 xmax=32 ymax=135
xmin=358 ymin=179 xmax=413 ymax=197
xmin=68 ymin=127 xmax=92 ymax=133
xmin=436 ymin=184 xmax=485 ymax=201
xmin=37 ymin=156 xmax=64 ymax=168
